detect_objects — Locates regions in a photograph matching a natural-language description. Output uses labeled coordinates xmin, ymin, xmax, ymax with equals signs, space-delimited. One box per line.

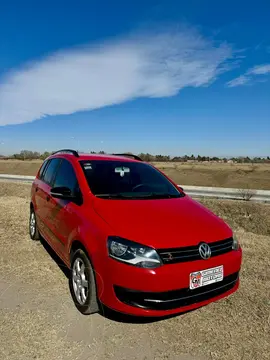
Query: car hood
xmin=93 ymin=195 xmax=232 ymax=249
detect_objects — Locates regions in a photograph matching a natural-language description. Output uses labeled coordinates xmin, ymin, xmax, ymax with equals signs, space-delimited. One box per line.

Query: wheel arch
xmin=70 ymin=240 xmax=89 ymax=260
xmin=69 ymin=240 xmax=97 ymax=273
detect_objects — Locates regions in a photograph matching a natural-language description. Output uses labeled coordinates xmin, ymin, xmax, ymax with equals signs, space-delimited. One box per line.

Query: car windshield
xmin=80 ymin=160 xmax=184 ymax=200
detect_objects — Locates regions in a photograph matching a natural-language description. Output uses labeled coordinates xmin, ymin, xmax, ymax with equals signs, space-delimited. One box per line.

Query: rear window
xmin=80 ymin=160 xmax=182 ymax=199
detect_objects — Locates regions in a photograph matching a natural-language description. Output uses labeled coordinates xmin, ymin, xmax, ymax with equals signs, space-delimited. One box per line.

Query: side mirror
xmin=178 ymin=186 xmax=184 ymax=192
xmin=50 ymin=186 xmax=76 ymax=200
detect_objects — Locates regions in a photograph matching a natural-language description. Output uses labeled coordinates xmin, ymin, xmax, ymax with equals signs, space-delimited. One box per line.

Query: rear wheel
xmin=69 ymin=248 xmax=99 ymax=315
xmin=29 ymin=208 xmax=40 ymax=240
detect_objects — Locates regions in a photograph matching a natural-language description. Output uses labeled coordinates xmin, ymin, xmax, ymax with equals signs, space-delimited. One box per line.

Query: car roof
xmin=79 ymin=153 xmax=140 ymax=162
xmin=48 ymin=152 xmax=142 ymax=163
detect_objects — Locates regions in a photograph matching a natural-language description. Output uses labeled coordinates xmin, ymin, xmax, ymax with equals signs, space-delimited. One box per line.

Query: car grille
xmin=157 ymin=237 xmax=234 ymax=264
xmin=114 ymin=272 xmax=239 ymax=311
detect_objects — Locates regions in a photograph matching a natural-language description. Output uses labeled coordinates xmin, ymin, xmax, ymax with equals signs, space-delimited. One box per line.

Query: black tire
xmin=29 ymin=207 xmax=40 ymax=240
xmin=69 ymin=248 xmax=99 ymax=315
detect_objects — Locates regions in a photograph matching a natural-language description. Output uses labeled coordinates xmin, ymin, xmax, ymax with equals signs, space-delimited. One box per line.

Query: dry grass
xmin=0 ymin=159 xmax=42 ymax=176
xmin=199 ymin=198 xmax=270 ymax=237
xmin=1 ymin=160 xmax=270 ymax=190
xmin=0 ymin=182 xmax=269 ymax=360
xmin=153 ymin=162 xmax=270 ymax=190
xmin=0 ymin=181 xmax=32 ymax=198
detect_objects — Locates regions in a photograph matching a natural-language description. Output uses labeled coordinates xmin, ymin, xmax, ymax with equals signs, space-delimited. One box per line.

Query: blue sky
xmin=0 ymin=0 xmax=269 ymax=157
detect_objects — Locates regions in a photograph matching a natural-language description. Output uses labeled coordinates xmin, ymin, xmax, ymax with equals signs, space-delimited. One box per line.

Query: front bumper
xmin=98 ymin=248 xmax=242 ymax=317
xmin=114 ymin=271 xmax=238 ymax=311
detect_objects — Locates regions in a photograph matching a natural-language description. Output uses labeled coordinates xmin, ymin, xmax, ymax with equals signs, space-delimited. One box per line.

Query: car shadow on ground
xmin=99 ymin=304 xmax=195 ymax=324
xmin=39 ymin=237 xmax=197 ymax=324
xmin=40 ymin=237 xmax=70 ymax=278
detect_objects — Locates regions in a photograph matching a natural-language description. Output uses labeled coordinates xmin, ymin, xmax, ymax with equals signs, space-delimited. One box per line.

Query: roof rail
xmin=112 ymin=153 xmax=142 ymax=161
xmin=51 ymin=149 xmax=79 ymax=158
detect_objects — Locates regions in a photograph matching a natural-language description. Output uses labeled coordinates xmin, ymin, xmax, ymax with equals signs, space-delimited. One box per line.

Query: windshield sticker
xmin=115 ymin=167 xmax=130 ymax=177
xmin=83 ymin=163 xmax=92 ymax=170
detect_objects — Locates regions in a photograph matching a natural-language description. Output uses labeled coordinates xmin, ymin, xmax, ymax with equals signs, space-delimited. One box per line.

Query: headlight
xmin=232 ymin=234 xmax=239 ymax=250
xmin=107 ymin=236 xmax=162 ymax=268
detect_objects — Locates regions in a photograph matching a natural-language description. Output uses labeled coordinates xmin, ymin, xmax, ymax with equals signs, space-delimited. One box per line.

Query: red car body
xmin=31 ymin=151 xmax=242 ymax=317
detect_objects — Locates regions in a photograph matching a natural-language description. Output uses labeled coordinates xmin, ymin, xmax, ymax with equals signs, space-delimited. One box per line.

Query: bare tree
xmin=238 ymin=187 xmax=256 ymax=201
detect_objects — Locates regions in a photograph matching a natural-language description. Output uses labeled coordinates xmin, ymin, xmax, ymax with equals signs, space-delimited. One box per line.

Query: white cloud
xmin=227 ymin=63 xmax=270 ymax=87
xmin=0 ymin=28 xmax=234 ymax=126
xmin=226 ymin=75 xmax=250 ymax=87
xmin=248 ymin=64 xmax=270 ymax=75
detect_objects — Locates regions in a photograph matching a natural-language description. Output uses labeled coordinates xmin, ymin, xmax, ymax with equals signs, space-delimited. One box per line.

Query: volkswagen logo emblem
xmin=199 ymin=243 xmax=211 ymax=260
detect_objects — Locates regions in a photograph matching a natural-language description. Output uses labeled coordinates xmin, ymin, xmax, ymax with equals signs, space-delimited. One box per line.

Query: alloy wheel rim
xmin=30 ymin=212 xmax=36 ymax=236
xmin=72 ymin=257 xmax=89 ymax=305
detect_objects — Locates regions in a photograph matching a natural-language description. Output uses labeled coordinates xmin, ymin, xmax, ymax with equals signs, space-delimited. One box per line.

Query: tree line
xmin=1 ymin=150 xmax=269 ymax=163
xmin=138 ymin=153 xmax=270 ymax=163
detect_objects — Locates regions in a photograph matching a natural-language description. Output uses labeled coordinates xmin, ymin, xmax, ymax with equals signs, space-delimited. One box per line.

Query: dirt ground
xmin=0 ymin=182 xmax=270 ymax=360
xmin=1 ymin=159 xmax=270 ymax=190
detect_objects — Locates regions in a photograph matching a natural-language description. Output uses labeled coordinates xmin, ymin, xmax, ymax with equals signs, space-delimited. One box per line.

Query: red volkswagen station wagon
xmin=29 ymin=149 xmax=242 ymax=317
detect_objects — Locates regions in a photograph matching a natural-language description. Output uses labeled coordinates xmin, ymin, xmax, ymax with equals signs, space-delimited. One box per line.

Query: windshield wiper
xmin=138 ymin=192 xmax=182 ymax=199
xmin=95 ymin=192 xmax=183 ymax=199
xmin=95 ymin=193 xmax=135 ymax=199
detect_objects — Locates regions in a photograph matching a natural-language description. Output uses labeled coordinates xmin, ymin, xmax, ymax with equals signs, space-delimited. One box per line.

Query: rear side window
xmin=43 ymin=158 xmax=61 ymax=186
xmin=53 ymin=159 xmax=78 ymax=193
xmin=37 ymin=160 xmax=49 ymax=179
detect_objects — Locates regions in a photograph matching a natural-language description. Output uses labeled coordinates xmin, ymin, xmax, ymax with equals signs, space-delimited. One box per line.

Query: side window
xmin=43 ymin=158 xmax=61 ymax=186
xmin=53 ymin=159 xmax=78 ymax=193
xmin=38 ymin=160 xmax=49 ymax=180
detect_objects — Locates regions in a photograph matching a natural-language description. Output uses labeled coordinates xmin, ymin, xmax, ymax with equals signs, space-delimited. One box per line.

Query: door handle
xmin=46 ymin=195 xmax=51 ymax=202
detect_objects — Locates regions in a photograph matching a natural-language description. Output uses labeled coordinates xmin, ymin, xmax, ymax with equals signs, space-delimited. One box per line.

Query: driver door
xmin=48 ymin=159 xmax=82 ymax=263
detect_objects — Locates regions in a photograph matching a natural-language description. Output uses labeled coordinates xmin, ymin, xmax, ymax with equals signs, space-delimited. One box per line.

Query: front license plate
xmin=189 ymin=265 xmax=223 ymax=290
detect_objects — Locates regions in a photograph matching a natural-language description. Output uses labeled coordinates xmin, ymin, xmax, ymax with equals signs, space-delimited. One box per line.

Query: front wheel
xmin=69 ymin=249 xmax=99 ymax=315
xmin=29 ymin=208 xmax=40 ymax=240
